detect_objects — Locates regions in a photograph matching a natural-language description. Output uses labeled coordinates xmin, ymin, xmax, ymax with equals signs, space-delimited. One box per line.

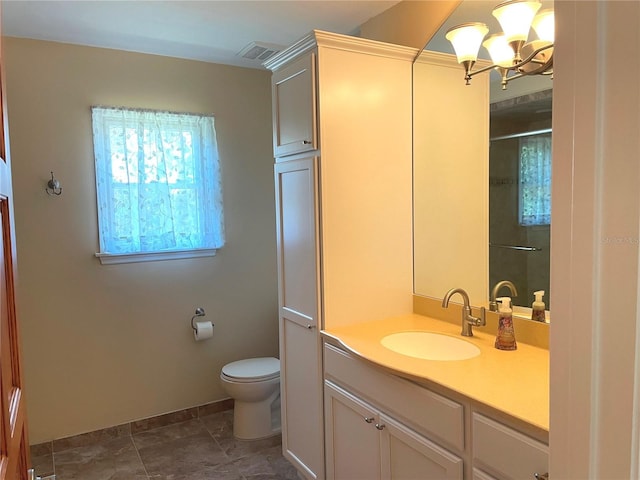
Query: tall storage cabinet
xmin=266 ymin=31 xmax=415 ymax=479
xmin=274 ymin=157 xmax=324 ymax=478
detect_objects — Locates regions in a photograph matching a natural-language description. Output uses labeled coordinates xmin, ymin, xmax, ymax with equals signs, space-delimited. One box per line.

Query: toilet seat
xmin=221 ymin=357 xmax=280 ymax=383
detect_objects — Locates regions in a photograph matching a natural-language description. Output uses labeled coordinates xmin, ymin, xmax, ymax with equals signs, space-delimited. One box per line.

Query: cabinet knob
xmin=302 ymin=140 xmax=312 ymax=145
xmin=306 ymin=324 xmax=315 ymax=330
xmin=364 ymin=417 xmax=374 ymax=423
xmin=375 ymin=423 xmax=385 ymax=430
xmin=534 ymin=473 xmax=549 ymax=480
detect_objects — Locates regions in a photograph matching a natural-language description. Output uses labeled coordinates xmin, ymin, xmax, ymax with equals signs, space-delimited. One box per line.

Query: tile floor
xmin=31 ymin=410 xmax=300 ymax=480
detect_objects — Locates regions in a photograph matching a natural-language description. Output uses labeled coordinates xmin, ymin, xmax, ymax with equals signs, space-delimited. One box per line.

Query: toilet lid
xmin=222 ymin=357 xmax=280 ymax=381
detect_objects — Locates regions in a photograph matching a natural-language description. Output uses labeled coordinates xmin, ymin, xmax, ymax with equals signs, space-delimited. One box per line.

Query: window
xmin=91 ymin=106 xmax=224 ymax=264
xmin=519 ymin=133 xmax=551 ymax=226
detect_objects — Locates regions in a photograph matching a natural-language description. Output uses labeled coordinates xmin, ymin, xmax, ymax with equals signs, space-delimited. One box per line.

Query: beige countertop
xmin=322 ymin=314 xmax=549 ymax=432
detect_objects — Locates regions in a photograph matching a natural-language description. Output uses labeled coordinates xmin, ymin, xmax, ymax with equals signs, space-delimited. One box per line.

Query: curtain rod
xmin=91 ymin=105 xmax=215 ymax=118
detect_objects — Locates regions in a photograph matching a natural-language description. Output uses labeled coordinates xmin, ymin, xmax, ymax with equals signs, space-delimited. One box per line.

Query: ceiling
xmin=2 ymin=0 xmax=401 ymax=69
xmin=2 ymin=0 xmax=554 ymax=105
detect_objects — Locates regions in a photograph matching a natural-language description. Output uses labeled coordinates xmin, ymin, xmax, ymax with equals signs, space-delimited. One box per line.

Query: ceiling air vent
xmin=237 ymin=41 xmax=284 ymax=63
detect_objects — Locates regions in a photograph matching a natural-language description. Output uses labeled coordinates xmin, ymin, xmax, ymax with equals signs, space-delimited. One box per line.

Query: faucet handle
xmin=468 ymin=306 xmax=486 ymax=327
xmin=477 ymin=306 xmax=486 ymax=326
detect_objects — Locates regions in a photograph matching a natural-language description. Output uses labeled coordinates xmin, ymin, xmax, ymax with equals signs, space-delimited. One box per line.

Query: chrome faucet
xmin=442 ymin=288 xmax=486 ymax=337
xmin=489 ymin=280 xmax=518 ymax=312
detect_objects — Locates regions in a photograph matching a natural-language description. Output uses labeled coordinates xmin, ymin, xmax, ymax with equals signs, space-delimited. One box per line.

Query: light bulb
xmin=445 ymin=22 xmax=489 ymax=63
xmin=532 ymin=9 xmax=554 ymax=43
xmin=483 ymin=34 xmax=515 ymax=67
xmin=492 ymin=0 xmax=541 ymax=43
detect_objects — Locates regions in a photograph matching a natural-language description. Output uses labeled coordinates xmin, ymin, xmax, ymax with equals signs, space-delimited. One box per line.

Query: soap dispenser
xmin=495 ymin=297 xmax=517 ymax=351
xmin=531 ymin=290 xmax=546 ymax=323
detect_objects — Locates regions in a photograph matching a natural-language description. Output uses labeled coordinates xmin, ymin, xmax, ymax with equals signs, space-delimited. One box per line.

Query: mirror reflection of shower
xmin=489 ymin=90 xmax=552 ymax=310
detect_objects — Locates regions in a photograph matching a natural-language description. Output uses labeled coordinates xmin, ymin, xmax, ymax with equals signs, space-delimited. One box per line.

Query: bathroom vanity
xmin=322 ymin=314 xmax=549 ymax=480
xmin=266 ymin=30 xmax=549 ymax=480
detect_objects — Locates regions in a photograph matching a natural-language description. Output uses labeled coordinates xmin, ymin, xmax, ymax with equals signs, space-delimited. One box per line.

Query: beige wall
xmin=359 ymin=0 xmax=460 ymax=49
xmin=4 ymin=38 xmax=278 ymax=444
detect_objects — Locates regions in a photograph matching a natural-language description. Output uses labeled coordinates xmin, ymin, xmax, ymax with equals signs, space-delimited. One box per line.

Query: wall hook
xmin=45 ymin=171 xmax=63 ymax=196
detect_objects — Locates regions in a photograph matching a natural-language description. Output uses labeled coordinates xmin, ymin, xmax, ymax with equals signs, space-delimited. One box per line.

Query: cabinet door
xmin=280 ymin=318 xmax=324 ymax=479
xmin=380 ymin=414 xmax=463 ymax=480
xmin=272 ymin=53 xmax=317 ymax=157
xmin=324 ymin=382 xmax=381 ymax=480
xmin=274 ymin=157 xmax=320 ymax=329
xmin=275 ymin=157 xmax=323 ymax=479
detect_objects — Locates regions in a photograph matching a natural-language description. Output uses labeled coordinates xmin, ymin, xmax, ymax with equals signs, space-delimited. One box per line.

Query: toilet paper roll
xmin=193 ymin=321 xmax=214 ymax=341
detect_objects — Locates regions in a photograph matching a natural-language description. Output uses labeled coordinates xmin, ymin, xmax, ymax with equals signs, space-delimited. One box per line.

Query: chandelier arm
xmin=464 ymin=42 xmax=553 ymax=85
xmin=467 ymin=62 xmax=499 ymax=80
xmin=504 ymin=72 xmax=525 ymax=84
xmin=512 ymin=43 xmax=553 ymax=70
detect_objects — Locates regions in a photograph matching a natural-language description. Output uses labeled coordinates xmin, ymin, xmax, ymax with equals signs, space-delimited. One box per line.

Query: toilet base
xmin=232 ymin=389 xmax=281 ymax=440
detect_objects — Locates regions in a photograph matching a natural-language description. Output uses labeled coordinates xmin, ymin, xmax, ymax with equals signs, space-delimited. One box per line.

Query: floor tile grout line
xmin=199 ymin=415 xmax=252 ymax=479
xmin=200 ymin=416 xmax=232 ymax=463
xmin=130 ymin=433 xmax=152 ymax=480
xmin=51 ymin=450 xmax=56 ymax=479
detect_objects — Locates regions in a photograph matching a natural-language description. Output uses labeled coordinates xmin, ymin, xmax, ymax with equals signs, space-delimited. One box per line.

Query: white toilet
xmin=220 ymin=357 xmax=281 ymax=440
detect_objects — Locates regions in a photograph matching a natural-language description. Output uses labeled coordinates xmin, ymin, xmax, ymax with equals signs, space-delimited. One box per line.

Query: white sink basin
xmin=380 ymin=331 xmax=481 ymax=361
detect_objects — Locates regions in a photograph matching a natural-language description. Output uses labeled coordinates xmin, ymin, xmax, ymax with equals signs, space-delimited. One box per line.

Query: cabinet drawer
xmin=472 ymin=413 xmax=548 ymax=480
xmin=472 ymin=468 xmax=498 ymax=480
xmin=324 ymin=343 xmax=464 ymax=451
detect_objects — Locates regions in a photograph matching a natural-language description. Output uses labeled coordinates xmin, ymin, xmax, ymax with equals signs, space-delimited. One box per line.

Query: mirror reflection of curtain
xmin=519 ymin=133 xmax=552 ymax=226
xmin=489 ymin=130 xmax=551 ymax=310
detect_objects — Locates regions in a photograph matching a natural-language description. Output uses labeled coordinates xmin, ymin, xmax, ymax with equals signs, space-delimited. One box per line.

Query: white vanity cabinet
xmin=325 ymin=381 xmax=463 ymax=480
xmin=323 ymin=341 xmax=549 ymax=480
xmin=324 ymin=343 xmax=463 ymax=480
xmin=267 ymin=30 xmax=414 ymax=480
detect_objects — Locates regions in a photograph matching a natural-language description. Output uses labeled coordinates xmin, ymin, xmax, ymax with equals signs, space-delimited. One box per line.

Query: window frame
xmin=91 ymin=106 xmax=224 ymax=264
xmin=95 ymin=247 xmax=218 ymax=265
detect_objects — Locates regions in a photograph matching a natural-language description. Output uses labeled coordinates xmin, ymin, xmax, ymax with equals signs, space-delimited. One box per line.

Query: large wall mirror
xmin=413 ymin=0 xmax=553 ymax=321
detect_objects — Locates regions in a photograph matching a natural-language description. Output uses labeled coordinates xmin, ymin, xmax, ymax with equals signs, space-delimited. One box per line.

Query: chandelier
xmin=445 ymin=0 xmax=554 ymax=89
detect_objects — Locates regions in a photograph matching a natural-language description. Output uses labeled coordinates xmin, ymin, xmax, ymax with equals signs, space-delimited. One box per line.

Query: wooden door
xmin=0 ymin=7 xmax=31 ymax=479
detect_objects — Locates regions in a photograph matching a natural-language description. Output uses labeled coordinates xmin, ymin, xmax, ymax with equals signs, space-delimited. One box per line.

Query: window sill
xmin=95 ymin=248 xmax=218 ymax=265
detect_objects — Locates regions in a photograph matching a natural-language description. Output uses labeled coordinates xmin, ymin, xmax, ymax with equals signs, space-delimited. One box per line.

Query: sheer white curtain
xmin=519 ymin=133 xmax=552 ymax=226
xmin=92 ymin=107 xmax=224 ymax=255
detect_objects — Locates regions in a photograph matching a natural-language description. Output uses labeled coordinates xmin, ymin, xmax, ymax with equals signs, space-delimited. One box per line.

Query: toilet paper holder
xmin=191 ymin=307 xmax=206 ymax=332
